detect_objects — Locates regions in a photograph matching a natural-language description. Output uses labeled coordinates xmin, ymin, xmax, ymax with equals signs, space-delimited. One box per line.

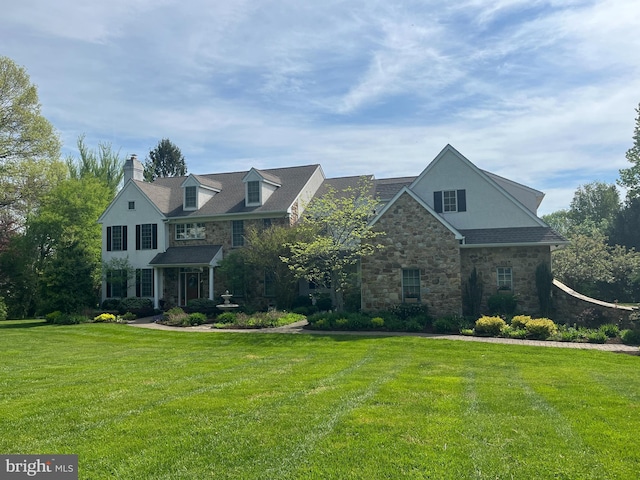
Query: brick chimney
xmin=123 ymin=154 xmax=144 ymax=183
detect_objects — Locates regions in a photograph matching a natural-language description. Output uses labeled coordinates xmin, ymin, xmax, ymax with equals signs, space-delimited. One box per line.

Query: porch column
xmin=153 ymin=267 xmax=160 ymax=309
xmin=209 ymin=265 xmax=214 ymax=301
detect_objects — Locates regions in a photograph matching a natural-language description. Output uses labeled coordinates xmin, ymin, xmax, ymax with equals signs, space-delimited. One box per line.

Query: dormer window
xmin=247 ymin=181 xmax=260 ymax=204
xmin=185 ymin=186 xmax=197 ymax=209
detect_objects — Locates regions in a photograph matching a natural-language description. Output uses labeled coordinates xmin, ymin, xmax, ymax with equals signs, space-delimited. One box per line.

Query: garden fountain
xmin=216 ymin=290 xmax=239 ymax=311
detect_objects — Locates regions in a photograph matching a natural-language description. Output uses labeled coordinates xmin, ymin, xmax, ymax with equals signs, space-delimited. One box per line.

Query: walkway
xmin=129 ymin=318 xmax=639 ymax=353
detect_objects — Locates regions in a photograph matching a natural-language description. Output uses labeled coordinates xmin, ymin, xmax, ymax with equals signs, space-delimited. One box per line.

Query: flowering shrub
xmin=93 ymin=313 xmax=116 ymax=323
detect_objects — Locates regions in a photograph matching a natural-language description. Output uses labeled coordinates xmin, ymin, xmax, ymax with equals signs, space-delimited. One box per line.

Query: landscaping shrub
xmin=487 ymin=293 xmax=518 ymax=316
xmin=188 ymin=312 xmax=207 ymax=326
xmin=586 ymin=330 xmax=608 ymax=344
xmin=162 ymin=307 xmax=189 ymax=327
xmin=510 ymin=315 xmax=532 ymax=330
xmin=525 ymin=318 xmax=557 ymax=339
xmin=389 ymin=303 xmax=429 ymax=320
xmin=599 ymin=323 xmax=620 ymax=338
xmin=0 ymin=296 xmax=7 ymax=321
xmin=475 ymin=316 xmax=506 ymax=336
xmin=121 ymin=312 xmax=137 ymax=321
xmin=120 ymin=297 xmax=154 ymax=317
xmin=101 ymin=299 xmax=121 ymax=311
xmin=576 ymin=307 xmax=606 ymax=329
xmin=500 ymin=325 xmax=528 ymax=339
xmin=186 ymin=299 xmax=219 ymax=316
xmin=621 ymin=329 xmax=640 ymax=345
xmin=216 ymin=312 xmax=238 ymax=324
xmin=371 ymin=317 xmax=385 ymax=329
xmin=433 ymin=316 xmax=461 ymax=333
xmin=554 ymin=325 xmax=582 ymax=342
xmin=315 ymin=294 xmax=333 ymax=312
xmin=45 ymin=311 xmax=89 ymax=325
xmin=93 ymin=313 xmax=116 ymax=323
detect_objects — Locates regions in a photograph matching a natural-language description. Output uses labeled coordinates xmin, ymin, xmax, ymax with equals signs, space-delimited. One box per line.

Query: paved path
xmin=129 ymin=318 xmax=639 ymax=353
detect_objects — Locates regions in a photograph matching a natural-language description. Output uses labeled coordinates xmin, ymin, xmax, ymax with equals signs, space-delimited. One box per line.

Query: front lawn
xmin=1 ymin=320 xmax=639 ymax=479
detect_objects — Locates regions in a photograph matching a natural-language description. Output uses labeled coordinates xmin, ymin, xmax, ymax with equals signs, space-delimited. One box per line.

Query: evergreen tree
xmin=143 ymin=138 xmax=187 ymax=182
xmin=618 ymin=102 xmax=640 ymax=201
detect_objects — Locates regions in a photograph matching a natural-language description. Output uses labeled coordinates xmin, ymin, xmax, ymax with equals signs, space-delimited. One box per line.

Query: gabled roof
xmin=243 ymin=168 xmax=282 ymax=186
xmin=458 ymin=227 xmax=568 ymax=247
xmin=138 ymin=164 xmax=321 ymax=218
xmin=98 ymin=179 xmax=166 ymax=223
xmin=370 ymin=187 xmax=464 ymax=240
xmin=313 ymin=175 xmax=375 ymax=200
xmin=410 ymin=144 xmax=546 ymax=227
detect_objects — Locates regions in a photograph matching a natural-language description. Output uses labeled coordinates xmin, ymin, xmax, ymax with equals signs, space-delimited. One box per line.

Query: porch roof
xmin=149 ymin=245 xmax=223 ymax=267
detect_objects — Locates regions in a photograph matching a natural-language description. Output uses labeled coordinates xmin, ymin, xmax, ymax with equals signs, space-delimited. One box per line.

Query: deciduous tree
xmin=282 ymin=178 xmax=384 ymax=312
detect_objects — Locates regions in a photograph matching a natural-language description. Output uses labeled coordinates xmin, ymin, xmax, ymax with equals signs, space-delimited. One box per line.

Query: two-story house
xmin=99 ymin=145 xmax=566 ymax=316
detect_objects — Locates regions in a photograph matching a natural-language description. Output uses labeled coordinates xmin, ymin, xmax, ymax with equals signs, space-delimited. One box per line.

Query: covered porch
xmin=149 ymin=245 xmax=223 ymax=309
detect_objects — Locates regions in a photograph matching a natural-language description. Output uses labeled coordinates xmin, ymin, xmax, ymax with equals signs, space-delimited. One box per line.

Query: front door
xmin=181 ymin=272 xmax=200 ymax=305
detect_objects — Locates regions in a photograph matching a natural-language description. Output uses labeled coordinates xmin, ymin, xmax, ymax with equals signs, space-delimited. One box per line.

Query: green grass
xmin=1 ymin=319 xmax=639 ymax=479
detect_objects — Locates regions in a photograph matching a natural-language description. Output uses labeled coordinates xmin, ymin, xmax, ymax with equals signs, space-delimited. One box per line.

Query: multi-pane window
xmin=106 ymin=269 xmax=127 ymax=298
xmin=247 ymin=181 xmax=260 ymax=204
xmin=185 ymin=186 xmax=197 ymax=209
xmin=433 ymin=190 xmax=466 ymax=213
xmin=232 ymin=220 xmax=244 ymax=247
xmin=107 ymin=225 xmax=127 ymax=251
xmin=443 ymin=190 xmax=457 ymax=212
xmin=402 ymin=269 xmax=421 ymax=302
xmin=137 ymin=269 xmax=154 ymax=297
xmin=264 ymin=270 xmax=275 ymax=297
xmin=128 ymin=201 xmax=135 ymax=210
xmin=176 ymin=223 xmax=205 ymax=240
xmin=497 ymin=267 xmax=513 ymax=290
xmin=136 ymin=224 xmax=157 ymax=249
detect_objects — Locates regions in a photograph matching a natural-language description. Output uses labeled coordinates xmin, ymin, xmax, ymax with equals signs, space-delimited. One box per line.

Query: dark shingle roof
xmin=374 ymin=176 xmax=416 ymax=200
xmin=149 ymin=245 xmax=222 ymax=266
xmin=312 ymin=175 xmax=375 ymax=200
xmin=136 ymin=164 xmax=320 ymax=218
xmin=459 ymin=227 xmax=567 ymax=246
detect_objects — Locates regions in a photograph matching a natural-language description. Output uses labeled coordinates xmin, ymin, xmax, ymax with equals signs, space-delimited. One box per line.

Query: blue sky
xmin=3 ymin=0 xmax=639 ymax=215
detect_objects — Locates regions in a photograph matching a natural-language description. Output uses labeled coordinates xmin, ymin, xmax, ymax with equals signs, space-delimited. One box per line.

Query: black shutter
xmin=136 ymin=225 xmax=141 ymax=250
xmin=434 ymin=191 xmax=443 ymax=213
xmin=106 ymin=227 xmax=112 ymax=251
xmin=106 ymin=271 xmax=112 ymax=297
xmin=122 ymin=226 xmax=128 ymax=251
xmin=152 ymin=224 xmax=158 ymax=249
xmin=136 ymin=269 xmax=141 ymax=297
xmin=457 ymin=189 xmax=466 ymax=212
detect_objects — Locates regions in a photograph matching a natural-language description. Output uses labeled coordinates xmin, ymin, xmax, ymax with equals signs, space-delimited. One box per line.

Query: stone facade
xmin=460 ymin=246 xmax=550 ymax=314
xmin=361 ymin=192 xmax=462 ymax=317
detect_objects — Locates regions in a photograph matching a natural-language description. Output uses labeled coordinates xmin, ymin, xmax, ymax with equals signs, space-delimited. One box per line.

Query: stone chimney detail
xmin=124 ymin=154 xmax=144 ymax=183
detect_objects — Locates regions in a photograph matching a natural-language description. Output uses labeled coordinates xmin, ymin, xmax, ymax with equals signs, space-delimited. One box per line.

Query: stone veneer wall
xmin=460 ymin=246 xmax=550 ymax=314
xmin=361 ymin=192 xmax=462 ymax=317
xmin=165 ymin=217 xmax=288 ymax=300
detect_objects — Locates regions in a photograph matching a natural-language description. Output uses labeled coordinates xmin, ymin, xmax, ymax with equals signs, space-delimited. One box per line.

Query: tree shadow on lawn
xmin=0 ymin=319 xmax=48 ymax=329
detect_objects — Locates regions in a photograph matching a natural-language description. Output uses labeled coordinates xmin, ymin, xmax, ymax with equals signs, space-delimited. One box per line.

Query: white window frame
xmin=175 ymin=223 xmax=206 ymax=240
xmin=443 ymin=190 xmax=457 ymax=212
xmin=184 ymin=186 xmax=197 ymax=210
xmin=247 ymin=181 xmax=260 ymax=205
xmin=497 ymin=267 xmax=513 ymax=291
xmin=111 ymin=226 xmax=124 ymax=251
xmin=402 ymin=268 xmax=421 ymax=302
xmin=232 ymin=220 xmax=244 ymax=247
xmin=140 ymin=224 xmax=153 ymax=249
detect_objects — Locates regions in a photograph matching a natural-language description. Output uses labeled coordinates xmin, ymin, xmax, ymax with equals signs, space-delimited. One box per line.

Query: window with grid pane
xmin=137 ymin=269 xmax=153 ymax=297
xmin=111 ymin=226 xmax=123 ymax=251
xmin=232 ymin=220 xmax=244 ymax=247
xmin=247 ymin=181 xmax=260 ymax=204
xmin=185 ymin=186 xmax=197 ymax=209
xmin=141 ymin=224 xmax=152 ymax=249
xmin=402 ymin=269 xmax=421 ymax=302
xmin=497 ymin=267 xmax=513 ymax=290
xmin=443 ymin=190 xmax=457 ymax=212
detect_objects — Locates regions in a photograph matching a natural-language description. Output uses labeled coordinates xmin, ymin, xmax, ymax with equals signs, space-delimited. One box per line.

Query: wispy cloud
xmin=2 ymin=0 xmax=639 ymax=215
